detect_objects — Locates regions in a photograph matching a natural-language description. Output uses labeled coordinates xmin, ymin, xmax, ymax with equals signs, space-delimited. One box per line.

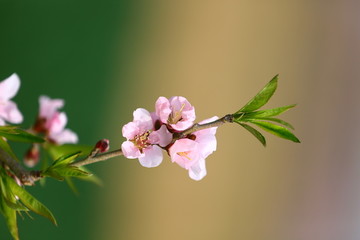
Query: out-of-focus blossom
xmin=155 ymin=96 xmax=195 ymax=131
xmin=121 ymin=108 xmax=172 ymax=168
xmin=0 ymin=73 xmax=23 ymax=125
xmin=34 ymin=96 xmax=78 ymax=144
xmin=24 ymin=144 xmax=40 ymax=168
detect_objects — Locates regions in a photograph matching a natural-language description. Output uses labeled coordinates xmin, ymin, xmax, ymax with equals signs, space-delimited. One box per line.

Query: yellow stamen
xmin=168 ymin=103 xmax=185 ymax=124
xmin=177 ymin=152 xmax=192 ymax=161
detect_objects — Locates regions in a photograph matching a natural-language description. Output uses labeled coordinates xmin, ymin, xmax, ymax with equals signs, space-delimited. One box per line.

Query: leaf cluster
xmin=233 ymin=75 xmax=300 ymax=146
xmin=0 ymin=126 xmax=95 ymax=239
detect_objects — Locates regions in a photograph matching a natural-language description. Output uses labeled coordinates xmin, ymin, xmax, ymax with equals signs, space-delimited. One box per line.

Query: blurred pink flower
xmin=169 ymin=116 xmax=218 ymax=181
xmin=0 ymin=73 xmax=23 ymax=125
xmin=122 ymin=108 xmax=172 ymax=168
xmin=34 ymin=96 xmax=78 ymax=144
xmin=155 ymin=96 xmax=195 ymax=131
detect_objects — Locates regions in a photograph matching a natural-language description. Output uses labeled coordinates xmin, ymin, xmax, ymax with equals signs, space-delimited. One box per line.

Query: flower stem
xmin=173 ymin=114 xmax=233 ymax=140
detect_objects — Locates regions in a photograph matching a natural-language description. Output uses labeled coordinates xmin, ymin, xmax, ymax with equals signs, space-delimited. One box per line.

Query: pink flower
xmin=169 ymin=116 xmax=218 ymax=181
xmin=0 ymin=73 xmax=23 ymax=125
xmin=121 ymin=108 xmax=172 ymax=168
xmin=155 ymin=96 xmax=195 ymax=131
xmin=34 ymin=96 xmax=78 ymax=144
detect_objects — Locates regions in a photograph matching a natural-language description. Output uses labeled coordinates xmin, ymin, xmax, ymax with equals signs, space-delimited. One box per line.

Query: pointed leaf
xmin=240 ymin=104 xmax=296 ymax=118
xmin=55 ymin=166 xmax=91 ymax=178
xmin=242 ymin=117 xmax=294 ymax=130
xmin=0 ymin=196 xmax=19 ymax=240
xmin=6 ymin=177 xmax=57 ymax=225
xmin=77 ymin=167 xmax=103 ymax=186
xmin=236 ymin=75 xmax=278 ymax=113
xmin=51 ymin=151 xmax=81 ymax=167
xmin=0 ymin=138 xmax=19 ymax=162
xmin=236 ymin=122 xmax=266 ymax=146
xmin=248 ymin=120 xmax=300 ymax=143
xmin=65 ymin=177 xmax=79 ymax=195
xmin=0 ymin=127 xmax=44 ymax=143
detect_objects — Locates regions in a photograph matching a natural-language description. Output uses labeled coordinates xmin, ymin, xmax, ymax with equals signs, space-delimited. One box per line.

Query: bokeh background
xmin=1 ymin=1 xmax=360 ymax=240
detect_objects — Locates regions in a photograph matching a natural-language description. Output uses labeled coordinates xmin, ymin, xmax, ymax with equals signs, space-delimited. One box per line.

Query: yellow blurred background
xmin=1 ymin=1 xmax=360 ymax=240
xmin=98 ymin=1 xmax=360 ymax=240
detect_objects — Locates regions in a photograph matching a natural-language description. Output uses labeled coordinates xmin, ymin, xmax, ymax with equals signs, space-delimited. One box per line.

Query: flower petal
xmin=0 ymin=73 xmax=20 ymax=101
xmin=155 ymin=97 xmax=171 ymax=124
xmin=169 ymin=139 xmax=200 ymax=169
xmin=121 ymin=141 xmax=142 ymax=159
xmin=122 ymin=121 xmax=139 ymax=140
xmin=189 ymin=158 xmax=207 ymax=181
xmin=138 ymin=145 xmax=163 ymax=168
xmin=149 ymin=125 xmax=172 ymax=147
xmin=49 ymin=129 xmax=78 ymax=144
xmin=47 ymin=112 xmax=67 ymax=134
xmin=39 ymin=95 xmax=64 ymax=119
xmin=0 ymin=100 xmax=23 ymax=124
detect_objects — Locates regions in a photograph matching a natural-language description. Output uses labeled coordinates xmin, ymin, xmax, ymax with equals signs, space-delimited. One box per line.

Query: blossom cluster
xmin=121 ymin=96 xmax=218 ymax=181
xmin=0 ymin=74 xmax=78 ymax=167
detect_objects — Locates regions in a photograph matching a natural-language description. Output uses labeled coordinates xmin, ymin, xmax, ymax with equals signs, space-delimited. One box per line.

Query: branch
xmin=173 ymin=114 xmax=234 ymax=140
xmin=0 ymin=148 xmax=40 ymax=185
xmin=71 ymin=149 xmax=123 ymax=167
xmin=0 ymin=114 xmax=233 ymax=185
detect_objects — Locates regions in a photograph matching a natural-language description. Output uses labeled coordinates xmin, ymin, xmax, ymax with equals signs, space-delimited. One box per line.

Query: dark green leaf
xmin=0 ymin=127 xmax=44 ymax=143
xmin=55 ymin=166 xmax=91 ymax=178
xmin=77 ymin=167 xmax=103 ymax=186
xmin=248 ymin=120 xmax=300 ymax=143
xmin=42 ymin=169 xmax=65 ymax=181
xmin=51 ymin=151 xmax=81 ymax=167
xmin=46 ymin=144 xmax=93 ymax=160
xmin=239 ymin=104 xmax=296 ymax=118
xmin=6 ymin=177 xmax=57 ymax=225
xmin=0 ymin=137 xmax=19 ymax=162
xmin=236 ymin=75 xmax=278 ymax=113
xmin=0 ymin=196 xmax=19 ymax=240
xmin=237 ymin=122 xmax=266 ymax=146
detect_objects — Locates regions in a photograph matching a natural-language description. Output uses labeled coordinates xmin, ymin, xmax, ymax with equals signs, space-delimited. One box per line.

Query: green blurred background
xmin=1 ymin=1 xmax=360 ymax=240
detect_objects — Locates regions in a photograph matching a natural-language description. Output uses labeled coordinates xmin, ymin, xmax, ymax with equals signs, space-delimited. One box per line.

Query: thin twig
xmin=173 ymin=114 xmax=233 ymax=140
xmin=71 ymin=149 xmax=123 ymax=167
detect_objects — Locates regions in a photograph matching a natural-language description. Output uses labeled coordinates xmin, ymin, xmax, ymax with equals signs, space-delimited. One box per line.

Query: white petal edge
xmin=138 ymin=145 xmax=163 ymax=168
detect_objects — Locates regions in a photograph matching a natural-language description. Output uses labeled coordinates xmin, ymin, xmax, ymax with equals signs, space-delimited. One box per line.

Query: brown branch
xmin=71 ymin=149 xmax=123 ymax=167
xmin=173 ymin=114 xmax=234 ymax=140
xmin=0 ymin=148 xmax=40 ymax=186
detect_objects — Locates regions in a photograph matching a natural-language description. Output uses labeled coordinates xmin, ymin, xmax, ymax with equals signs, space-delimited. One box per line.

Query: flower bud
xmin=24 ymin=144 xmax=40 ymax=168
xmin=95 ymin=139 xmax=110 ymax=153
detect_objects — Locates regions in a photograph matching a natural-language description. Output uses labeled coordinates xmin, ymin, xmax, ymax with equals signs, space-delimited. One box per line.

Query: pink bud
xmin=95 ymin=139 xmax=110 ymax=153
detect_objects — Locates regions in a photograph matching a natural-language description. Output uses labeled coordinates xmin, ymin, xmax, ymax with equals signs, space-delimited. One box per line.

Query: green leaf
xmin=42 ymin=169 xmax=65 ymax=181
xmin=237 ymin=122 xmax=266 ymax=146
xmin=236 ymin=75 xmax=278 ymax=113
xmin=55 ymin=166 xmax=91 ymax=178
xmin=0 ymin=138 xmax=19 ymax=162
xmin=0 ymin=196 xmax=19 ymax=240
xmin=46 ymin=144 xmax=93 ymax=160
xmin=6 ymin=177 xmax=57 ymax=225
xmin=77 ymin=167 xmax=103 ymax=186
xmin=51 ymin=151 xmax=81 ymax=167
xmin=241 ymin=117 xmax=294 ymax=130
xmin=65 ymin=177 xmax=79 ymax=195
xmin=239 ymin=104 xmax=296 ymax=118
xmin=0 ymin=126 xmax=44 ymax=143
xmin=248 ymin=120 xmax=300 ymax=143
